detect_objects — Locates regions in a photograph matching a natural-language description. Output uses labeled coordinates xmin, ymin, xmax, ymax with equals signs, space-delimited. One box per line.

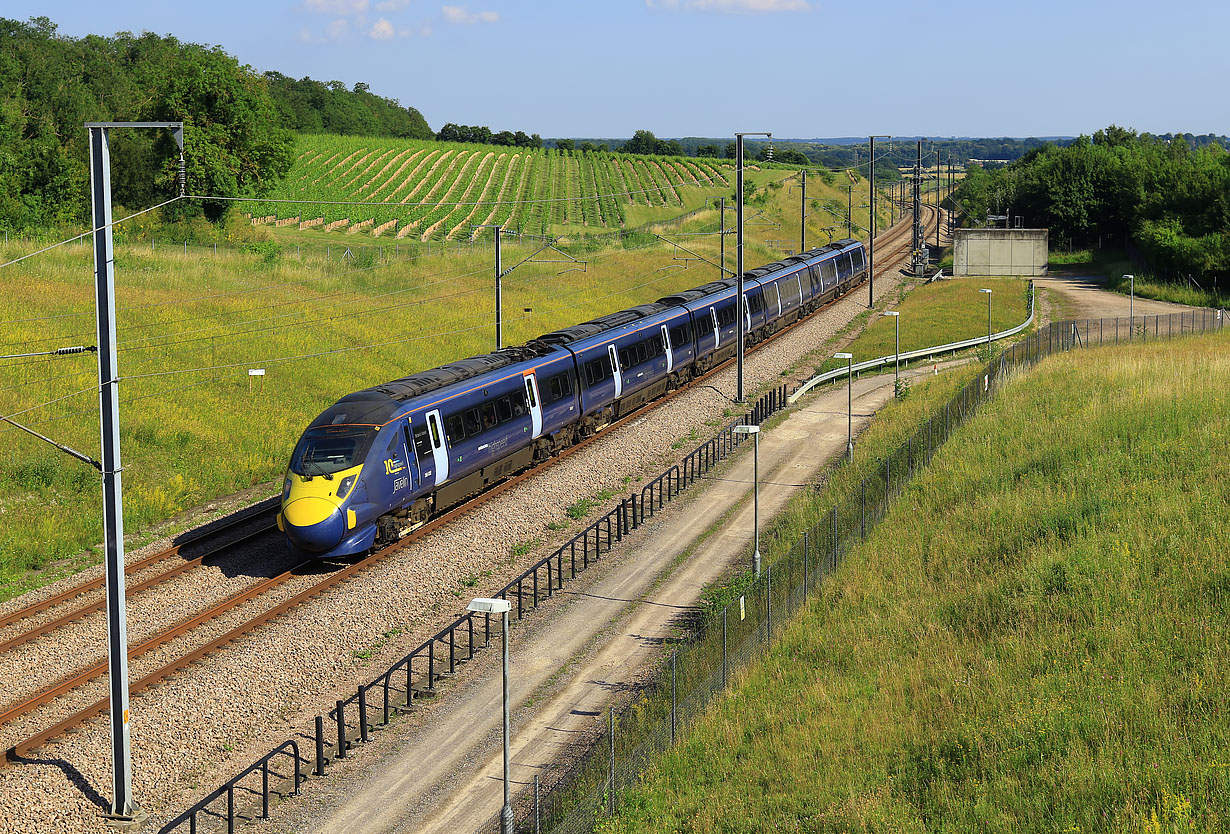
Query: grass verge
xmin=596 ymin=330 xmax=1230 ymax=833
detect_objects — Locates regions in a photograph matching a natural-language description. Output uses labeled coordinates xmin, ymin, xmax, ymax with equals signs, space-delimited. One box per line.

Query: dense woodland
xmin=0 ymin=17 xmax=428 ymax=230
xmin=955 ymin=126 xmax=1230 ymax=287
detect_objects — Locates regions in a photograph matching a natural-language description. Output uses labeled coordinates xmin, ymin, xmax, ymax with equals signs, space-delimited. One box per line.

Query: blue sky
xmin=9 ymin=0 xmax=1228 ymax=139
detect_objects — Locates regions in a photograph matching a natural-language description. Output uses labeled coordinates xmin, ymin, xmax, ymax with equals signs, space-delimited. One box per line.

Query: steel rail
xmin=0 ymin=501 xmax=278 ymax=632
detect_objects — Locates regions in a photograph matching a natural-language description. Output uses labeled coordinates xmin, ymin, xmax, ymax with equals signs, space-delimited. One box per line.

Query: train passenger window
xmin=481 ymin=402 xmax=498 ymax=430
xmin=584 ymin=357 xmax=610 ymax=386
xmin=670 ymin=323 xmax=690 ymax=345
xmin=618 ymin=348 xmax=632 ymax=369
xmin=750 ymin=294 xmax=764 ymax=314
xmin=444 ymin=414 xmax=465 ymax=445
xmin=412 ymin=425 xmax=432 ymax=459
xmin=513 ymin=388 xmax=528 ymax=414
xmin=496 ymin=397 xmax=513 ymax=422
xmin=463 ymin=408 xmax=482 ymax=437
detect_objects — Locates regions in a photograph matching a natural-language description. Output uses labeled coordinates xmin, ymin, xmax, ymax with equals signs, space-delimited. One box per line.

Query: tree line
xmin=435 ymin=123 xmax=543 ymax=147
xmin=954 ymin=126 xmax=1230 ymax=288
xmin=0 ymin=16 xmax=432 ymax=231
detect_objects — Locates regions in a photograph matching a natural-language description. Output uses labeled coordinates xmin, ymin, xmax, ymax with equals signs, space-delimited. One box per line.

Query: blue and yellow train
xmin=277 ymin=239 xmax=868 ymax=558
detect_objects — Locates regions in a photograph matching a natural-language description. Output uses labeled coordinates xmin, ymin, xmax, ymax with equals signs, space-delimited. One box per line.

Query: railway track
xmin=1 ymin=213 xmax=933 ymax=765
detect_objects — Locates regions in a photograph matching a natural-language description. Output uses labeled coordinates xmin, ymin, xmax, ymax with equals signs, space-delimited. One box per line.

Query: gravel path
xmin=0 ymin=241 xmax=914 ymax=834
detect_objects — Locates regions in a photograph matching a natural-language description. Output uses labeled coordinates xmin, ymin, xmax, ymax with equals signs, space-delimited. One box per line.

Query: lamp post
xmin=980 ymin=288 xmax=993 ymax=351
xmin=735 ymin=131 xmax=771 ymax=403
xmin=868 ymin=135 xmax=891 ymax=308
xmin=1124 ymin=274 xmax=1134 ymax=320
xmin=835 ymin=352 xmax=853 ymax=462
xmin=732 ymin=424 xmax=762 ymax=577
xmin=884 ymin=311 xmax=900 ymax=393
xmin=467 ymin=597 xmax=515 ymax=834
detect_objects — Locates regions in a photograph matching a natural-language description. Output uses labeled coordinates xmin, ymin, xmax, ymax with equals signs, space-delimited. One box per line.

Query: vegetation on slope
xmin=956 ymin=126 xmax=1230 ymax=292
xmin=599 ymin=332 xmax=1230 ymax=833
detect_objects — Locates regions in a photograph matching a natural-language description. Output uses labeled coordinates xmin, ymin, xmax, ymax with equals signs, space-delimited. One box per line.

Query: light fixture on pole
xmin=467 ymin=597 xmax=515 ymax=834
xmin=980 ymin=288 xmax=993 ymax=351
xmin=735 ymin=131 xmax=771 ymax=403
xmin=867 ymin=135 xmax=891 ymax=308
xmin=883 ymin=311 xmax=900 ymax=393
xmin=732 ymin=424 xmax=762 ymax=577
xmin=1124 ymin=274 xmax=1134 ymax=320
xmin=835 ymin=352 xmax=854 ymax=462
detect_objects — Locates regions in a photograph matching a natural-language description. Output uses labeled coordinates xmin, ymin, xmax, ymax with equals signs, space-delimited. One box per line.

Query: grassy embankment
xmin=599 ymin=331 xmax=1230 ymax=833
xmin=0 ymin=158 xmax=885 ymax=600
xmin=1049 ymin=248 xmax=1230 ymax=310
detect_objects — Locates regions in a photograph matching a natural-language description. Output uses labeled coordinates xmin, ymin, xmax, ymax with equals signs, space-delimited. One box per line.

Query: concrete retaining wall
xmin=954 ymin=228 xmax=1049 ymax=276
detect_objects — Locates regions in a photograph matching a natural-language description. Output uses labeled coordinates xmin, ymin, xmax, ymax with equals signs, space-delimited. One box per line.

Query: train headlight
xmin=336 ymin=474 xmax=357 ymax=502
xmin=282 ymin=475 xmax=293 ymax=501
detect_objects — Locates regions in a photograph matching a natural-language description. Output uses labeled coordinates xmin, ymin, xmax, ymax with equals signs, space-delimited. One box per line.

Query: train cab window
xmin=496 ymin=396 xmax=513 ymax=422
xmin=386 ymin=435 xmax=401 ymax=457
xmin=412 ymin=424 xmax=432 ymax=459
xmin=481 ymin=402 xmax=498 ymax=430
xmin=444 ymin=414 xmax=465 ymax=445
xmin=463 ymin=408 xmax=482 ymax=437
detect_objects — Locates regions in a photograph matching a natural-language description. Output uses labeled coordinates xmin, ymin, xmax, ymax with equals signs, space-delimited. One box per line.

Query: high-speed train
xmin=277 ymin=239 xmax=868 ymax=559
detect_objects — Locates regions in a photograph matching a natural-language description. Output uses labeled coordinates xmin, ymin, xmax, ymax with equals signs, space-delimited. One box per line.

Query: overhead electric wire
xmin=0 ymin=196 xmax=184 ymax=271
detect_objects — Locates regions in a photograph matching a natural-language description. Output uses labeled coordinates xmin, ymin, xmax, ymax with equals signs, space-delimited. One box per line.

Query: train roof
xmin=309 ymin=343 xmax=559 ymax=428
xmin=535 ymin=303 xmax=675 ymax=345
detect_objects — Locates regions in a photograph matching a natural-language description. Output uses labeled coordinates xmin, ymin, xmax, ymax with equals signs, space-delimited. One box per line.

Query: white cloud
xmin=326 ymin=17 xmax=351 ymax=38
xmin=442 ymin=5 xmax=499 ymax=24
xmin=647 ymin=0 xmax=810 ymax=12
xmin=303 ymin=0 xmax=369 ymax=14
xmin=375 ymin=0 xmax=411 ymax=9
xmin=369 ymin=17 xmax=396 ymax=38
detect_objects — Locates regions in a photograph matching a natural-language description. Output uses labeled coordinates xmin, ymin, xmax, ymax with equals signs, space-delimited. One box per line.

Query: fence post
xmin=535 ymin=774 xmax=541 ymax=834
xmin=336 ymin=700 xmax=347 ymax=759
xmin=671 ymin=652 xmax=677 ymax=745
xmin=358 ymin=686 xmax=369 ymax=743
xmin=608 ymin=710 xmax=616 ymax=815
xmin=766 ymin=565 xmax=772 ymax=641
xmin=803 ymin=531 xmax=809 ymax=600
xmin=315 ymin=715 xmax=325 ymax=775
xmin=722 ymin=607 xmax=728 ymax=688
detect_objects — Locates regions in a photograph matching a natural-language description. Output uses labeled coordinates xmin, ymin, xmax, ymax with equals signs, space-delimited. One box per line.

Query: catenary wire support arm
xmin=653 ymin=234 xmax=724 ymax=273
xmin=0 ymin=415 xmax=102 ymax=470
xmin=0 ymin=345 xmax=97 ymax=361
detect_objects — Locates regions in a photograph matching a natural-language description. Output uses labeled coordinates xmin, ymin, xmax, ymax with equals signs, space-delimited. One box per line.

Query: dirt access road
xmin=1036 ymin=272 xmax=1200 ymax=320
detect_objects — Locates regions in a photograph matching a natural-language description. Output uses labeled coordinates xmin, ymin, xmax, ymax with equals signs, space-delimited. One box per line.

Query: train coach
xmin=278 ymin=238 xmax=867 ymax=559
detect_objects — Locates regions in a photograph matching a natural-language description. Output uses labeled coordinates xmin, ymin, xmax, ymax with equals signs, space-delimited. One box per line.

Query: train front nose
xmin=282 ymin=496 xmax=346 ymax=553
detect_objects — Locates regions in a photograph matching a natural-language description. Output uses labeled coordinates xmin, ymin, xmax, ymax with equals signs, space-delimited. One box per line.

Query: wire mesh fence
xmin=503 ymin=306 xmax=1225 ymax=834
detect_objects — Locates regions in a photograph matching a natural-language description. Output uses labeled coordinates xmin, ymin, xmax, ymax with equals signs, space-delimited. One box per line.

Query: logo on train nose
xmin=384 ymin=457 xmax=405 ymax=475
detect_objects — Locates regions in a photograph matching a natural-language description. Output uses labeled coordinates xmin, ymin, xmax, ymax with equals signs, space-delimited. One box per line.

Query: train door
xmin=774 ymin=283 xmax=783 ymax=317
xmin=524 ymin=373 xmax=543 ymax=438
xmin=796 ymin=274 xmax=804 ymax=306
xmin=402 ymin=422 xmax=420 ymax=491
xmin=607 ymin=345 xmax=622 ymax=398
xmin=660 ymin=324 xmax=673 ymax=374
xmin=423 ymin=409 xmax=449 ymax=486
xmin=710 ymin=307 xmax=720 ymax=347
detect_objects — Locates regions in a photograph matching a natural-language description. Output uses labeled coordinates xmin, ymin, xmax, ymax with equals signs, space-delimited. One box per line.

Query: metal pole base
xmin=102 ymin=805 xmax=148 ymax=831
xmin=501 ymin=803 xmax=514 ymax=834
xmin=846 ymin=443 xmax=854 ymax=464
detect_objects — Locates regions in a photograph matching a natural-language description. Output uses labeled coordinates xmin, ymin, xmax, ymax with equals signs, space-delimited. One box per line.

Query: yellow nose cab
xmin=279 ymin=423 xmax=376 ymax=557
